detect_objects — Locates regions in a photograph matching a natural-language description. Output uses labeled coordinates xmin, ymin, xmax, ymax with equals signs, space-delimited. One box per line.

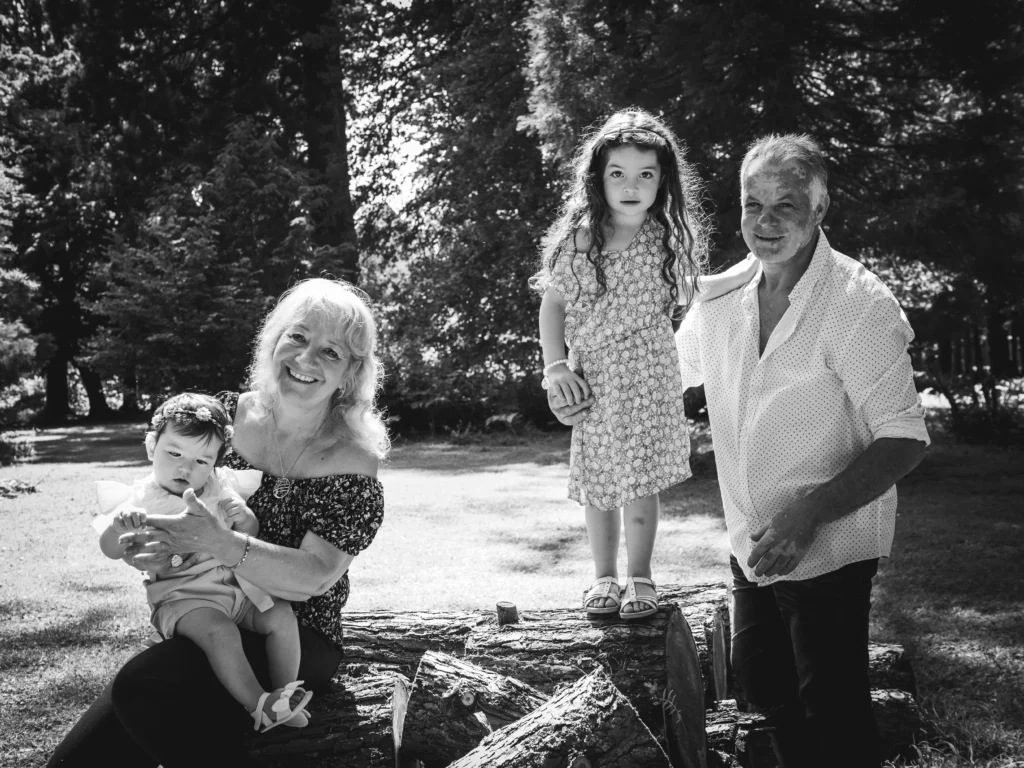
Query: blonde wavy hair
xmin=247 ymin=278 xmax=390 ymax=459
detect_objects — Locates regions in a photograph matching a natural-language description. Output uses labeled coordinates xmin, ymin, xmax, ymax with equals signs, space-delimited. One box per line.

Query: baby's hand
xmin=111 ymin=507 xmax=148 ymax=535
xmin=219 ymin=493 xmax=257 ymax=533
xmin=545 ymin=364 xmax=592 ymax=406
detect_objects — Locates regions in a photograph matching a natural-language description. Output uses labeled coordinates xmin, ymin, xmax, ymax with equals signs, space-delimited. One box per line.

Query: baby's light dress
xmin=547 ymin=216 xmax=691 ymax=510
xmin=95 ymin=467 xmax=271 ymax=640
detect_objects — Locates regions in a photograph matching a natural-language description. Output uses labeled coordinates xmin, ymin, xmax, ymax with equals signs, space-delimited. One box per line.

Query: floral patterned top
xmin=216 ymin=392 xmax=384 ymax=650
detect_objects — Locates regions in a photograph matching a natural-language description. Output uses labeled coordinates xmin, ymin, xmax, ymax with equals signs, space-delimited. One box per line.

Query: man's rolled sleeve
xmin=836 ymin=296 xmax=930 ymax=447
xmin=676 ymin=306 xmax=704 ymax=389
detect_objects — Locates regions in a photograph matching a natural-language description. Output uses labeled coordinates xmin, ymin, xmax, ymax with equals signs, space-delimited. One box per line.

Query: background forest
xmin=1 ymin=0 xmax=1022 ymax=438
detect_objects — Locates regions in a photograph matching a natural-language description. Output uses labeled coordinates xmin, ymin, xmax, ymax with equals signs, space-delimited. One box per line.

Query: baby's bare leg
xmin=175 ymin=607 xmax=263 ymax=713
xmin=249 ymin=600 xmax=300 ymax=691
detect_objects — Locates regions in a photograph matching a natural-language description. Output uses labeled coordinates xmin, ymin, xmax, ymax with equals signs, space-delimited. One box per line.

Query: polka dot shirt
xmin=676 ymin=230 xmax=930 ymax=584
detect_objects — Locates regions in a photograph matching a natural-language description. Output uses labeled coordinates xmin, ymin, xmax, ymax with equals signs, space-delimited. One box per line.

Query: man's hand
xmin=547 ymin=386 xmax=594 ymax=426
xmin=747 ymin=500 xmax=822 ymax=578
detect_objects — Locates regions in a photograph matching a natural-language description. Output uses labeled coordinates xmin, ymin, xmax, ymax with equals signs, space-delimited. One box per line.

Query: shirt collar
xmin=788 ymin=227 xmax=833 ymax=305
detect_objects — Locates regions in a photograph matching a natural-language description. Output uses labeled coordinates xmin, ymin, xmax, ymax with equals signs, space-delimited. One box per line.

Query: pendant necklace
xmin=271 ymin=411 xmax=323 ymax=500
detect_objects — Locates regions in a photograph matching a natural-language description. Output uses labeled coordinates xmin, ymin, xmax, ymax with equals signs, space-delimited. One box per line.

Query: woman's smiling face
xmin=272 ymin=313 xmax=350 ymax=408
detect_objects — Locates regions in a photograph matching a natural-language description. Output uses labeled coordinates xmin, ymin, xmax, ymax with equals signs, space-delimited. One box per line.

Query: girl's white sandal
xmin=583 ymin=576 xmax=622 ymax=615
xmin=251 ymin=680 xmax=313 ymax=733
xmin=619 ymin=577 xmax=659 ymax=620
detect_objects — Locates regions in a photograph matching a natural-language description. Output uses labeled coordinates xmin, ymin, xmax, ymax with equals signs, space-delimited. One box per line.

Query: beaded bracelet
xmin=542 ymin=359 xmax=570 ymax=375
xmin=229 ymin=533 xmax=251 ymax=570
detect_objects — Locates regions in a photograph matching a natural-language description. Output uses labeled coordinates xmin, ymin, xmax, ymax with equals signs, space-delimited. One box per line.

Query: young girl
xmin=534 ymin=109 xmax=755 ymax=619
xmin=95 ymin=392 xmax=313 ymax=732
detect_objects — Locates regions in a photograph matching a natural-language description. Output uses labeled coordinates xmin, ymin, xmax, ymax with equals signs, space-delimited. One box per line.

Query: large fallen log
xmin=339 ymin=592 xmax=714 ymax=766
xmin=247 ymin=583 xmax=924 ymax=767
xmin=447 ymin=669 xmax=672 ymax=768
xmin=401 ymin=650 xmax=549 ymax=766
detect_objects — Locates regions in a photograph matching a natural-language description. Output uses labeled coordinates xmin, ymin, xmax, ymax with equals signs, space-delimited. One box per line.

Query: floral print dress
xmin=216 ymin=392 xmax=384 ymax=650
xmin=546 ymin=216 xmax=691 ymax=510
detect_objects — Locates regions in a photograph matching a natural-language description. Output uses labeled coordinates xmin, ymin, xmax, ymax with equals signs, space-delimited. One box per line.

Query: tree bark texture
xmin=401 ymin=650 xmax=549 ymax=766
xmin=446 ymin=669 xmax=672 ymax=768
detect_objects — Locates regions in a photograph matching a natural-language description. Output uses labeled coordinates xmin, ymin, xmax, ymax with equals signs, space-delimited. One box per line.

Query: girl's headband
xmin=598 ymin=127 xmax=668 ymax=147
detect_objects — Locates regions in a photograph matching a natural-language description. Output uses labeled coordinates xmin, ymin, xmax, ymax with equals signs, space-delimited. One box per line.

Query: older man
xmin=550 ymin=134 xmax=929 ymax=767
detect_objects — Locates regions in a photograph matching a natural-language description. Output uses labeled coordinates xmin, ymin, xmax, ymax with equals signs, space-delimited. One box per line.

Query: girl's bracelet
xmin=228 ymin=533 xmax=251 ymax=570
xmin=541 ymin=359 xmax=570 ymax=391
xmin=542 ymin=359 xmax=570 ymax=375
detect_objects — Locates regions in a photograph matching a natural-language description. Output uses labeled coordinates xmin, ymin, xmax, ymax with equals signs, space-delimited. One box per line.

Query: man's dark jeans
xmin=730 ymin=554 xmax=880 ymax=768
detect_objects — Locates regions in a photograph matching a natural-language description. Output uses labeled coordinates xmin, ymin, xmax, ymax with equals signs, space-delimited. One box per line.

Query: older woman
xmin=49 ymin=278 xmax=388 ymax=767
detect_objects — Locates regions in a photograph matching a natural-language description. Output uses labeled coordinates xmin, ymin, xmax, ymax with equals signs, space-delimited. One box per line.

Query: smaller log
xmin=873 ymin=688 xmax=935 ymax=762
xmin=401 ymin=651 xmax=549 ymax=766
xmin=496 ymin=601 xmax=519 ymax=626
xmin=447 ymin=669 xmax=672 ymax=768
xmin=868 ymin=643 xmax=918 ymax=697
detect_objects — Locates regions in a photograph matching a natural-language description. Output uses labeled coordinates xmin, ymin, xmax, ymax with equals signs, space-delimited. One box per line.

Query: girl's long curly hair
xmin=532 ymin=109 xmax=710 ymax=306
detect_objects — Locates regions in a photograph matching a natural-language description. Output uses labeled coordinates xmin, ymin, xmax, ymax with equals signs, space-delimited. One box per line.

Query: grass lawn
xmin=0 ymin=419 xmax=1022 ymax=767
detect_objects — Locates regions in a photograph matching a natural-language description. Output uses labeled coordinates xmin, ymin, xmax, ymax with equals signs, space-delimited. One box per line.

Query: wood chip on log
xmin=400 ymin=650 xmax=549 ymax=766
xmin=446 ymin=668 xmax=672 ymax=768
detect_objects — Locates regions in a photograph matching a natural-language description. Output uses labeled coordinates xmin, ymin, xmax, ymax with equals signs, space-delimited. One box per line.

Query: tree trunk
xmin=400 ymin=650 xmax=548 ymax=766
xmin=447 ymin=669 xmax=672 ymax=768
xmin=77 ymin=363 xmax=112 ymax=419
xmin=39 ymin=353 xmax=71 ymax=424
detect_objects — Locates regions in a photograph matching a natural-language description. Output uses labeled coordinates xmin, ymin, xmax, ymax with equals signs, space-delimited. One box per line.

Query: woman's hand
xmin=127 ymin=549 xmax=202 ymax=576
xmin=119 ymin=488 xmax=232 ymax=568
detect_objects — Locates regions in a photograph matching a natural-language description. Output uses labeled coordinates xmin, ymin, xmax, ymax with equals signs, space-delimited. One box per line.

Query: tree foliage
xmin=1 ymin=0 xmax=1022 ymax=427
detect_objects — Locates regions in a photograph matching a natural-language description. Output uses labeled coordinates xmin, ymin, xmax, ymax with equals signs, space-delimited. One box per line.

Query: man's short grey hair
xmin=740 ymin=134 xmax=829 ymax=209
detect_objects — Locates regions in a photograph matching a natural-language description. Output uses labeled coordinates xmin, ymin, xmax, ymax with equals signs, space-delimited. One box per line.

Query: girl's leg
xmin=248 ymin=600 xmax=301 ymax=690
xmin=585 ymin=504 xmax=621 ymax=609
xmin=622 ymin=492 xmax=660 ymax=614
xmin=175 ymin=607 xmax=264 ymax=714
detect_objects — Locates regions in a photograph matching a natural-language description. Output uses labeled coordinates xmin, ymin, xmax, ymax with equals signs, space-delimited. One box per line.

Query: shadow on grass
xmin=498 ymin=531 xmax=581 ymax=574
xmin=871 ymin=441 xmax=1024 ymax=759
xmin=388 ymin=438 xmax=572 ymax=474
xmin=21 ymin=423 xmax=149 ymax=465
xmin=0 ymin=605 xmax=126 ymax=659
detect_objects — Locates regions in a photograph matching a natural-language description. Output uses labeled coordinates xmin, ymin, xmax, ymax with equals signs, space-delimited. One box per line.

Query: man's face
xmin=740 ymin=159 xmax=828 ymax=266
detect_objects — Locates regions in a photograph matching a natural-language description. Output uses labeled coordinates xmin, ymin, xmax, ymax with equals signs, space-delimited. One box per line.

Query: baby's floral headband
xmin=151 ymin=404 xmax=234 ymax=441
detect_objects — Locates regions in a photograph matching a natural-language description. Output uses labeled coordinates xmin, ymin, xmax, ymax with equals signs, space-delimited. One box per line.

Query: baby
xmin=95 ymin=393 xmax=311 ymax=732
